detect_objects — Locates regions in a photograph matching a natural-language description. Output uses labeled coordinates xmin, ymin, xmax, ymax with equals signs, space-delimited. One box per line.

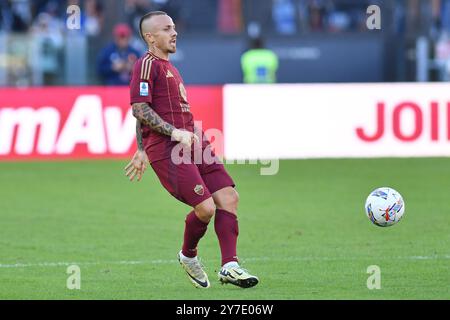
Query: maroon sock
xmin=181 ymin=211 xmax=209 ymax=258
xmin=214 ymin=209 xmax=239 ymax=266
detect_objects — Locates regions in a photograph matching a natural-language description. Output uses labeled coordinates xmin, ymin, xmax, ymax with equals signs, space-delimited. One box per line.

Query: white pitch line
xmin=0 ymin=255 xmax=449 ymax=269
xmin=0 ymin=259 xmax=177 ymax=269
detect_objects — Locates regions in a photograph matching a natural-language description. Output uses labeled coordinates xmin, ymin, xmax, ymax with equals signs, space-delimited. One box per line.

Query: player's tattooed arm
xmin=136 ymin=120 xmax=144 ymax=151
xmin=132 ymin=102 xmax=175 ymax=137
xmin=132 ymin=103 xmax=198 ymax=147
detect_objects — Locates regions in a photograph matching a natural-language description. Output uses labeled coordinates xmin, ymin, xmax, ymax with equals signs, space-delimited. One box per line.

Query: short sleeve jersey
xmin=130 ymin=51 xmax=194 ymax=162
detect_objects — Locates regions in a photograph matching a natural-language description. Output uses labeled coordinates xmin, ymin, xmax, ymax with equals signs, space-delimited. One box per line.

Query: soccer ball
xmin=365 ymin=187 xmax=405 ymax=227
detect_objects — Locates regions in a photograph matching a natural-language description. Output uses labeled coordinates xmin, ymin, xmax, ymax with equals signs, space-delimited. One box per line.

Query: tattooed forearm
xmin=132 ymin=102 xmax=175 ymax=137
xmin=136 ymin=120 xmax=144 ymax=151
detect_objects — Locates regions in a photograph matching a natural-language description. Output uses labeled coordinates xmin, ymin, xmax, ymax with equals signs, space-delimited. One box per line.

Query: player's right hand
xmin=171 ymin=129 xmax=199 ymax=147
xmin=124 ymin=150 xmax=148 ymax=182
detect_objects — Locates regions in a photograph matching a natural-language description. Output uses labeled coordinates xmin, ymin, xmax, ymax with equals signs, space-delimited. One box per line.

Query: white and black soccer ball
xmin=365 ymin=187 xmax=405 ymax=227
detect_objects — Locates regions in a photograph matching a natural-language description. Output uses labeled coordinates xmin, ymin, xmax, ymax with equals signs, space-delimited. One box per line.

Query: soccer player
xmin=124 ymin=11 xmax=258 ymax=289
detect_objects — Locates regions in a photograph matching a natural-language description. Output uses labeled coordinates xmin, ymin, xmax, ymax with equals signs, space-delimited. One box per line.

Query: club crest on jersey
xmin=140 ymin=82 xmax=149 ymax=96
xmin=194 ymin=185 xmax=204 ymax=196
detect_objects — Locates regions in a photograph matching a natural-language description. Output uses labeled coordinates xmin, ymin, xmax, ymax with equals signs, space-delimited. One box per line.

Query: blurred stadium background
xmin=0 ymin=0 xmax=449 ymax=300
xmin=1 ymin=0 xmax=450 ymax=85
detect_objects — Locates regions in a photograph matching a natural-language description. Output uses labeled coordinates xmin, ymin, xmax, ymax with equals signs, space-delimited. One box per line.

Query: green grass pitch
xmin=0 ymin=158 xmax=449 ymax=299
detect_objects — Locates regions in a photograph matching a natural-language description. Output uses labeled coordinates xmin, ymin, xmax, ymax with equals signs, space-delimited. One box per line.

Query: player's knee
xmin=195 ymin=199 xmax=216 ymax=222
xmin=217 ymin=188 xmax=239 ymax=214
xmin=228 ymin=189 xmax=239 ymax=209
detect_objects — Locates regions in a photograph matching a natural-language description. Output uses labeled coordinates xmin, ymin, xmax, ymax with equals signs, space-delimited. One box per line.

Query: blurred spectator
xmin=31 ymin=0 xmax=56 ymax=17
xmin=97 ymin=23 xmax=140 ymax=85
xmin=440 ymin=0 xmax=450 ymax=32
xmin=435 ymin=31 xmax=450 ymax=80
xmin=297 ymin=0 xmax=310 ymax=33
xmin=30 ymin=12 xmax=64 ymax=85
xmin=124 ymin=0 xmax=152 ymax=53
xmin=153 ymin=0 xmax=187 ymax=32
xmin=341 ymin=1 xmax=374 ymax=32
xmin=241 ymin=37 xmax=279 ymax=83
xmin=125 ymin=0 xmax=152 ymax=35
xmin=0 ymin=0 xmax=33 ymax=32
xmin=84 ymin=0 xmax=104 ymax=37
xmin=272 ymin=0 xmax=297 ymax=35
xmin=308 ymin=0 xmax=328 ymax=31
xmin=393 ymin=0 xmax=406 ymax=34
xmin=0 ymin=1 xmax=8 ymax=31
xmin=300 ymin=0 xmax=374 ymax=33
xmin=218 ymin=0 xmax=243 ymax=34
xmin=37 ymin=1 xmax=64 ymax=33
xmin=327 ymin=10 xmax=350 ymax=32
xmin=430 ymin=0 xmax=441 ymax=39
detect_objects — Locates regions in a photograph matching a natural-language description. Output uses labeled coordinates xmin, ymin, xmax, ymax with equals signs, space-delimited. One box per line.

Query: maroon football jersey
xmin=130 ymin=51 xmax=194 ymax=162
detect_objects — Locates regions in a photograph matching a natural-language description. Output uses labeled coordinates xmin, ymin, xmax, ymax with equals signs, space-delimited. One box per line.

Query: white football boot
xmin=218 ymin=262 xmax=259 ymax=288
xmin=177 ymin=251 xmax=210 ymax=288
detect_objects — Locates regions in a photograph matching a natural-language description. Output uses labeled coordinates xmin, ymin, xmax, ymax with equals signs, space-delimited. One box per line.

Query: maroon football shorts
xmin=150 ymin=148 xmax=235 ymax=208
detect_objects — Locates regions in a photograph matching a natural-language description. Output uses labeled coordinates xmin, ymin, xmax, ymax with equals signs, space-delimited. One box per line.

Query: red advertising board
xmin=0 ymin=86 xmax=223 ymax=161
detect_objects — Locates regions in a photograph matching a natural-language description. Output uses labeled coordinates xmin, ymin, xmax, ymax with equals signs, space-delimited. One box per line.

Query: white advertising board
xmin=224 ymin=83 xmax=450 ymax=159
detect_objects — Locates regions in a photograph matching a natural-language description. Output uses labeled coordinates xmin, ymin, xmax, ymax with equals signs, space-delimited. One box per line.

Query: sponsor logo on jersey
xmin=140 ymin=82 xmax=149 ymax=96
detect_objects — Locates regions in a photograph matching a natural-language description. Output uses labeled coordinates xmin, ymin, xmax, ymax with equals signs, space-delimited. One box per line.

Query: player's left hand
xmin=124 ymin=150 xmax=149 ymax=182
